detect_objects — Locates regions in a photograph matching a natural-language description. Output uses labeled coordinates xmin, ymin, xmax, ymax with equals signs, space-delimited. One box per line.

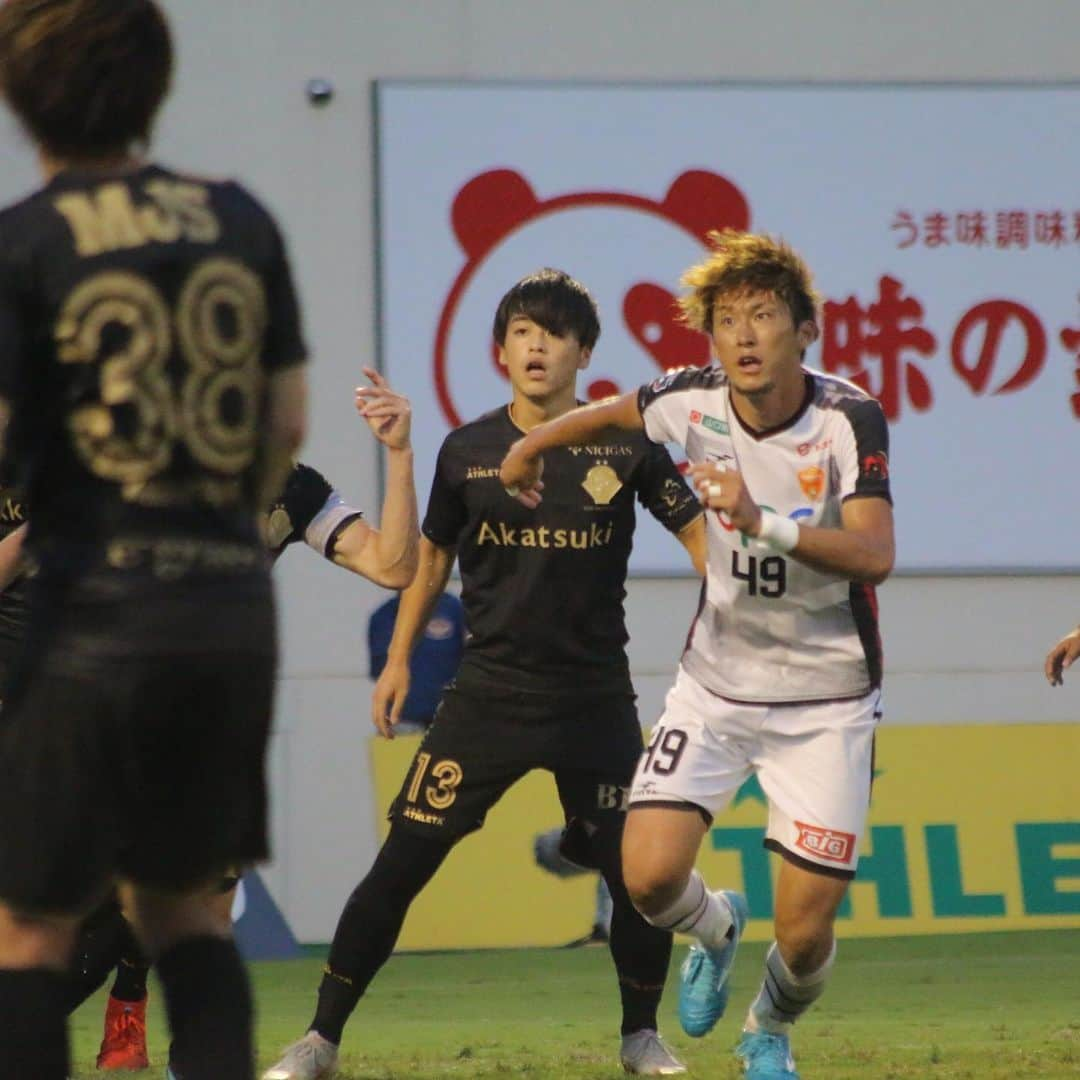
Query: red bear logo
xmin=433 ymin=169 xmax=751 ymax=427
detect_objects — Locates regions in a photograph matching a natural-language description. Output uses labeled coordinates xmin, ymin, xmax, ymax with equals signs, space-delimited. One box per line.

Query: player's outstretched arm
xmin=499 ymin=391 xmax=644 ymax=506
xmin=0 ymin=523 xmax=27 ymax=592
xmin=1045 ymin=626 xmax=1080 ymax=686
xmin=331 ymin=369 xmax=419 ymax=588
xmin=371 ymin=536 xmax=456 ymax=738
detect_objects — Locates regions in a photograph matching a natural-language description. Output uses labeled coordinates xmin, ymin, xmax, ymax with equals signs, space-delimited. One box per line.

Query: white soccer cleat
xmin=620 ymin=1029 xmax=687 ymax=1075
xmin=262 ymin=1031 xmax=339 ymax=1080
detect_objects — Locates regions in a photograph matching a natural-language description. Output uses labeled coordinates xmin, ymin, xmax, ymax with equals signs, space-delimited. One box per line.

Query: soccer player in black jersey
xmin=0 ymin=2 xmax=309 ymax=1077
xmin=0 ymin=479 xmax=158 ymax=1071
xmin=265 ymin=268 xmax=707 ymax=1080
xmin=0 ymin=396 xmax=417 ymax=1073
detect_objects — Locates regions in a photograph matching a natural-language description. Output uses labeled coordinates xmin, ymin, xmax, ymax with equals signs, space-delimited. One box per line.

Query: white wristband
xmin=756 ymin=510 xmax=799 ymax=553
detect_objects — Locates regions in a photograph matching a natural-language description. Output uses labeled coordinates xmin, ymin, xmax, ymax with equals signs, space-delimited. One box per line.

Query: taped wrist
xmin=757 ymin=509 xmax=799 ymax=553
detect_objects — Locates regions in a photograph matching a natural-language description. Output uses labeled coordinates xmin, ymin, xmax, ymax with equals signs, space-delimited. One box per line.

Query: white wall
xmin=2 ymin=1 xmax=1076 ymax=940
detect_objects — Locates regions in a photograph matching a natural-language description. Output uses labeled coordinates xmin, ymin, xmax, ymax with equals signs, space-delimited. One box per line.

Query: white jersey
xmin=638 ymin=366 xmax=891 ymax=704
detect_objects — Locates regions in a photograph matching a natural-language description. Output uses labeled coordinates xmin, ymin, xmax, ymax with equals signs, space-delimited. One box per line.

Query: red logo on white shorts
xmin=794 ymin=821 xmax=855 ymax=864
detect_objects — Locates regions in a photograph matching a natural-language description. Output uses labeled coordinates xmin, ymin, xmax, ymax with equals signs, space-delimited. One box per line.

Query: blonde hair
xmin=678 ymin=230 xmax=820 ymax=334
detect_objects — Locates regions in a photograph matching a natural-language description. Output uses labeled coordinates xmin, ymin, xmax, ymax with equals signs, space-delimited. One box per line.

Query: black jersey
xmin=423 ymin=404 xmax=701 ymax=694
xmin=0 ymin=470 xmax=27 ymax=655
xmin=0 ymin=164 xmax=306 ymax=650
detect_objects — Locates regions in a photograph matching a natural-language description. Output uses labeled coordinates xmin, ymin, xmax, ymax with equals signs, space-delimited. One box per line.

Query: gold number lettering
xmin=55 ymin=259 xmax=267 ymax=501
xmin=57 ymin=271 xmax=175 ymax=486
xmin=425 ymin=760 xmax=463 ymax=810
xmin=177 ymin=258 xmax=265 ymax=474
xmin=405 ymin=752 xmax=432 ymax=805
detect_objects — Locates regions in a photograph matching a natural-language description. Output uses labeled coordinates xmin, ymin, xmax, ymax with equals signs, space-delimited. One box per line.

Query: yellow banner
xmin=370 ymin=723 xmax=1079 ymax=949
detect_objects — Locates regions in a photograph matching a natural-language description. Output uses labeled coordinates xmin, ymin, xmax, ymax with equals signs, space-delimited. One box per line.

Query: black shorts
xmin=0 ymin=634 xmax=25 ymax=709
xmin=388 ymin=680 xmax=644 ymax=848
xmin=0 ymin=642 xmax=275 ymax=915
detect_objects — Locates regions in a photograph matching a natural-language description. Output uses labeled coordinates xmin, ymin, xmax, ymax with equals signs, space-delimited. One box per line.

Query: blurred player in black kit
xmin=265 ymin=269 xmax=707 ymax=1079
xmin=0 ymin=1 xmax=310 ymax=1076
xmin=4 ymin=372 xmax=417 ymax=1073
xmin=0 ymin=474 xmax=157 ymax=1071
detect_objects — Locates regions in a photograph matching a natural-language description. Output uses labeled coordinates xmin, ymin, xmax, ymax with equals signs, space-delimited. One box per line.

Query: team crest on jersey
xmin=582 ymin=463 xmax=622 ymax=505
xmin=798 ymin=466 xmax=825 ymax=500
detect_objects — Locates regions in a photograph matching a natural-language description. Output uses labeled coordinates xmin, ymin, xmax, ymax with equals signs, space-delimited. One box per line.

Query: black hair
xmin=492 ymin=268 xmax=600 ymax=351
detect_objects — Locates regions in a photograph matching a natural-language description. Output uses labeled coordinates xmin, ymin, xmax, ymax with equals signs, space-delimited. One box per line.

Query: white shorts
xmin=629 ymin=666 xmax=881 ymax=876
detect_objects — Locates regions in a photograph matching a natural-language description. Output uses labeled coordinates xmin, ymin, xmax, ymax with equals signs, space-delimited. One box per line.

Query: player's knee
xmin=621 ymin=859 xmax=682 ymax=918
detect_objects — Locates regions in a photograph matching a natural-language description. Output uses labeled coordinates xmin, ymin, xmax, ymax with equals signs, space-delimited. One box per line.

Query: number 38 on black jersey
xmin=0 ymin=164 xmax=306 ymax=582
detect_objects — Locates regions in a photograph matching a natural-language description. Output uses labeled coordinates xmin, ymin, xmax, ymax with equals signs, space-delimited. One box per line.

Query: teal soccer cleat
xmin=677 ymin=889 xmax=748 ymax=1037
xmin=736 ymin=1030 xmax=800 ymax=1078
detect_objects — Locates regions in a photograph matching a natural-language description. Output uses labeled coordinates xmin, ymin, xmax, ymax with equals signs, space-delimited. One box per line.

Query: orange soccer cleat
xmin=96 ymin=994 xmax=150 ymax=1071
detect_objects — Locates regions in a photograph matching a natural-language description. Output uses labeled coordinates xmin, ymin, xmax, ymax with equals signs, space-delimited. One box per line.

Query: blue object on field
xmin=232 ymin=870 xmax=301 ymax=961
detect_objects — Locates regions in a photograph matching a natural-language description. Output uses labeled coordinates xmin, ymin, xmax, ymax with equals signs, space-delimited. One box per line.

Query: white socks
xmin=744 ymin=941 xmax=836 ymax=1035
xmin=641 ymin=870 xmax=734 ymax=951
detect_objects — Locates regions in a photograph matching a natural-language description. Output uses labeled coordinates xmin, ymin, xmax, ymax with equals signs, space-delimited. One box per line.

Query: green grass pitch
xmin=69 ymin=930 xmax=1079 ymax=1078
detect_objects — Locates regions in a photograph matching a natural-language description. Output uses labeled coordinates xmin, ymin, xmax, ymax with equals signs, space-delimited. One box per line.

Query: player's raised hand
xmin=1045 ymin=626 xmax=1080 ymax=686
xmin=372 ymin=658 xmax=411 ymax=738
xmin=690 ymin=462 xmax=761 ymax=536
xmin=499 ymin=438 xmax=545 ymax=508
xmin=355 ymin=367 xmax=412 ymax=451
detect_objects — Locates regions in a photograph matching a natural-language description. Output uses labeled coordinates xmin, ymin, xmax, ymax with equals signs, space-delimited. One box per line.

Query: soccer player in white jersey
xmin=500 ymin=231 xmax=894 ymax=1080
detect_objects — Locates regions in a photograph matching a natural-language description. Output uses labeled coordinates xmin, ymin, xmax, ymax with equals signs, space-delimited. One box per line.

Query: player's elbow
xmin=364 ymin=536 xmax=420 ymax=590
xmin=377 ymin=552 xmax=419 ymax=591
xmin=856 ymin=547 xmax=894 ymax=585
